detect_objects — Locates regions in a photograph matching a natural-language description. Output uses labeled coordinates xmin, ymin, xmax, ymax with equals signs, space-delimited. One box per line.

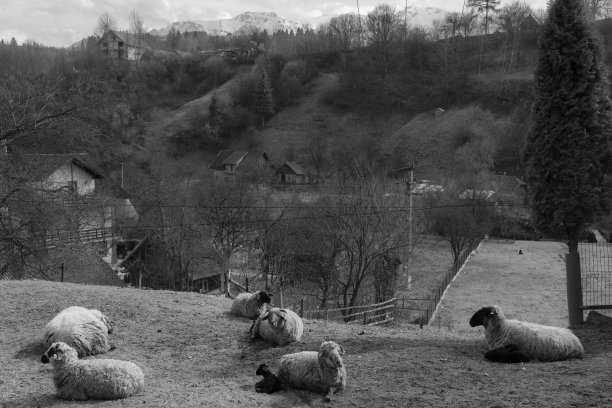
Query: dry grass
xmin=1 ymin=240 xmax=612 ymax=407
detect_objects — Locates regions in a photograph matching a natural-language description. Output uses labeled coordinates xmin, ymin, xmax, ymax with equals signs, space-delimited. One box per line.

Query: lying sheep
xmin=277 ymin=340 xmax=346 ymax=402
xmin=230 ymin=290 xmax=273 ymax=320
xmin=43 ymin=306 xmax=114 ymax=357
xmin=255 ymin=363 xmax=282 ymax=394
xmin=469 ymin=305 xmax=584 ymax=362
xmin=484 ymin=344 xmax=530 ymax=363
xmin=41 ymin=342 xmax=144 ymax=400
xmin=250 ymin=307 xmax=303 ymax=346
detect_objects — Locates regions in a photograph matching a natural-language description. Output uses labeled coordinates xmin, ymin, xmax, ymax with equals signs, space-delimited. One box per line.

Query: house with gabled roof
xmin=276 ymin=161 xmax=309 ymax=185
xmin=100 ymin=30 xmax=151 ymax=61
xmin=208 ymin=150 xmax=273 ymax=184
xmin=3 ymin=153 xmax=138 ymax=281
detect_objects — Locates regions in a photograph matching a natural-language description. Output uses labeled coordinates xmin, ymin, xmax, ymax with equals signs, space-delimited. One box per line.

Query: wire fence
xmin=578 ymin=242 xmax=612 ymax=316
xmin=394 ymin=239 xmax=481 ymax=325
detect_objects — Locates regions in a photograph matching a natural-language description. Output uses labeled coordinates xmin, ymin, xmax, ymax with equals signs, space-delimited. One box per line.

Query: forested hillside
xmin=3 ymin=2 xmax=612 ymax=303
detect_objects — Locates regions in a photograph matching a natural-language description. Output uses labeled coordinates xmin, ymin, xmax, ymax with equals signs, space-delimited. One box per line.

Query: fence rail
xmin=578 ymin=242 xmax=612 ymax=314
xmin=301 ymin=298 xmax=396 ymax=325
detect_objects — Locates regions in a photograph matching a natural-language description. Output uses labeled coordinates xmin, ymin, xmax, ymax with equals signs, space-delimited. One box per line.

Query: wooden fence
xmin=300 ymin=298 xmax=396 ymax=326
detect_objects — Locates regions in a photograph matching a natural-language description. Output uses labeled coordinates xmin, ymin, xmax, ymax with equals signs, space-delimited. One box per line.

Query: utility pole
xmin=393 ymin=165 xmax=415 ymax=290
xmin=406 ymin=164 xmax=414 ymax=290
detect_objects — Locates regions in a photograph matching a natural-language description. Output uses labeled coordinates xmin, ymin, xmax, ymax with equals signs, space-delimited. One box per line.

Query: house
xmin=208 ymin=150 xmax=273 ymax=183
xmin=100 ymin=30 xmax=151 ymax=61
xmin=276 ymin=161 xmax=309 ymax=185
xmin=12 ymin=153 xmax=138 ymax=264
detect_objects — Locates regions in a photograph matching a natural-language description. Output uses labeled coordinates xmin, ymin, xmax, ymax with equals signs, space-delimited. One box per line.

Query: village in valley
xmin=1 ymin=0 xmax=611 ymax=407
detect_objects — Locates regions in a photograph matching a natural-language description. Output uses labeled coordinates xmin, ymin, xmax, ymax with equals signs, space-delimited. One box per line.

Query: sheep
xmin=41 ymin=342 xmax=144 ymax=401
xmin=484 ymin=344 xmax=530 ymax=363
xmin=254 ymin=363 xmax=282 ymax=394
xmin=43 ymin=306 xmax=114 ymax=357
xmin=277 ymin=340 xmax=346 ymax=402
xmin=230 ymin=290 xmax=273 ymax=320
xmin=250 ymin=307 xmax=304 ymax=346
xmin=469 ymin=305 xmax=584 ymax=362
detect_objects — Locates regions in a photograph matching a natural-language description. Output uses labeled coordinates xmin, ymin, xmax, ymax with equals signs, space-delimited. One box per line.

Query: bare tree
xmin=94 ymin=11 xmax=117 ymax=37
xmin=460 ymin=8 xmax=479 ymax=38
xmin=318 ymin=175 xmax=412 ymax=317
xmin=128 ymin=9 xmax=146 ymax=61
xmin=365 ymin=4 xmax=403 ymax=81
xmin=497 ymin=1 xmax=532 ymax=73
xmin=329 ymin=13 xmax=360 ymax=52
xmin=584 ymin=0 xmax=610 ymax=21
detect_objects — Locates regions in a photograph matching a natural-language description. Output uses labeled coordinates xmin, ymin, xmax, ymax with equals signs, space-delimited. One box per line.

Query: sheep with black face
xmin=470 ymin=305 xmax=584 ymax=362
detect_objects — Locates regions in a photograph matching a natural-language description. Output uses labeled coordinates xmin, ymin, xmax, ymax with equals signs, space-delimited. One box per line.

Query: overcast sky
xmin=1 ymin=0 xmax=550 ymax=48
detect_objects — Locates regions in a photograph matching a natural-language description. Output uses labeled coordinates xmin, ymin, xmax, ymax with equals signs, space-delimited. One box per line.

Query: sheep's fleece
xmin=43 ymin=306 xmax=114 ymax=357
xmin=41 ymin=341 xmax=144 ymax=400
xmin=469 ymin=305 xmax=584 ymax=362
xmin=277 ymin=340 xmax=346 ymax=395
xmin=251 ymin=307 xmax=304 ymax=346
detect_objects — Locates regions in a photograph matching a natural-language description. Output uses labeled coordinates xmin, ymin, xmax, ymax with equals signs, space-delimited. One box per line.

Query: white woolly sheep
xmin=277 ymin=340 xmax=346 ymax=402
xmin=43 ymin=306 xmax=114 ymax=357
xmin=469 ymin=305 xmax=584 ymax=362
xmin=41 ymin=342 xmax=144 ymax=401
xmin=255 ymin=363 xmax=283 ymax=394
xmin=250 ymin=307 xmax=304 ymax=346
xmin=230 ymin=290 xmax=273 ymax=320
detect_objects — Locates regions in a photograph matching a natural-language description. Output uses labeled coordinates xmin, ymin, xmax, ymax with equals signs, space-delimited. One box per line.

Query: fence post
xmin=60 ymin=262 xmax=64 ymax=282
xmin=363 ymin=310 xmax=367 ymax=324
xmin=300 ymin=299 xmax=304 ymax=318
xmin=246 ymin=277 xmax=249 ymax=292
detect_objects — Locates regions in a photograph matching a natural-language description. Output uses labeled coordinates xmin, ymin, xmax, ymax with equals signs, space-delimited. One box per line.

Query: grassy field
xmin=1 ymin=240 xmax=611 ymax=408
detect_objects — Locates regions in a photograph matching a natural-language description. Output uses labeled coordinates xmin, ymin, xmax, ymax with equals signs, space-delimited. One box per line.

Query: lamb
xmin=230 ymin=290 xmax=273 ymax=320
xmin=277 ymin=340 xmax=346 ymax=402
xmin=43 ymin=306 xmax=114 ymax=357
xmin=254 ymin=363 xmax=282 ymax=394
xmin=469 ymin=305 xmax=584 ymax=362
xmin=41 ymin=341 xmax=144 ymax=401
xmin=484 ymin=344 xmax=530 ymax=363
xmin=250 ymin=307 xmax=304 ymax=346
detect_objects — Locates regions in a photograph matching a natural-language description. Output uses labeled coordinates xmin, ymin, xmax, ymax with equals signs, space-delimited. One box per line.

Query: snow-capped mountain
xmin=149 ymin=11 xmax=306 ymax=37
xmin=403 ymin=5 xmax=450 ymax=27
xmin=149 ymin=6 xmax=450 ymax=38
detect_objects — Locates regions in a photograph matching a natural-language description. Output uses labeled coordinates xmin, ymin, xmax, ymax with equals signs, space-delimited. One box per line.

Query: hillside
xmin=1 ymin=277 xmax=611 ymax=407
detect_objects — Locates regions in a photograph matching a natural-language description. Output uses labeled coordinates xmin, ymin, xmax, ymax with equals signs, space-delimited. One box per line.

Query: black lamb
xmin=484 ymin=344 xmax=530 ymax=363
xmin=255 ymin=363 xmax=282 ymax=394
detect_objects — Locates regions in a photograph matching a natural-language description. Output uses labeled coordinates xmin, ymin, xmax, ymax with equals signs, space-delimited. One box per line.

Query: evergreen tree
xmin=525 ymin=0 xmax=612 ymax=324
xmin=10 ymin=37 xmax=17 ymax=47
xmin=252 ymin=67 xmax=274 ymax=128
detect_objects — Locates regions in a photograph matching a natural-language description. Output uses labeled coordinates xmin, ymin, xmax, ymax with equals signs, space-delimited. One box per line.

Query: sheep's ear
xmin=338 ymin=344 xmax=345 ymax=354
xmin=487 ymin=308 xmax=498 ymax=316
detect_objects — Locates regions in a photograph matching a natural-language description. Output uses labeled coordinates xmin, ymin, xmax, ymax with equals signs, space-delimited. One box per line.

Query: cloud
xmin=1 ymin=0 xmax=550 ymax=48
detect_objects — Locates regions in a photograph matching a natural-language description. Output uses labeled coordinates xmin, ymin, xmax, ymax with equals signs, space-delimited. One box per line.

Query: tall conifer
xmin=525 ymin=0 xmax=612 ymax=325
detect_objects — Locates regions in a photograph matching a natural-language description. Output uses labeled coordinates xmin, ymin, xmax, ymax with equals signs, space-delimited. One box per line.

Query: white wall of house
xmin=44 ymin=164 xmax=96 ymax=195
